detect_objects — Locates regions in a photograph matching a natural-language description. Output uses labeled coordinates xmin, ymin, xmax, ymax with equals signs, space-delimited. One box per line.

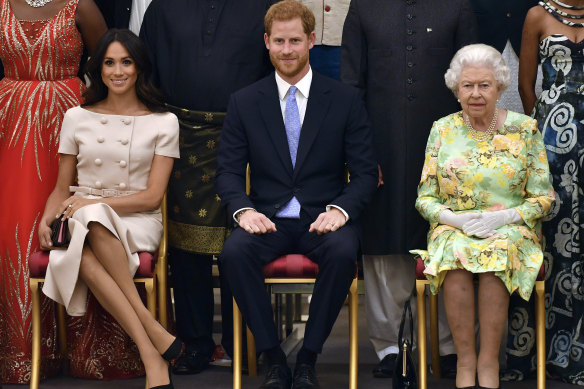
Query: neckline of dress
xmin=79 ymin=106 xmax=158 ymax=118
xmin=6 ymin=0 xmax=76 ymax=47
xmin=459 ymin=109 xmax=511 ymax=133
xmin=541 ymin=33 xmax=584 ymax=45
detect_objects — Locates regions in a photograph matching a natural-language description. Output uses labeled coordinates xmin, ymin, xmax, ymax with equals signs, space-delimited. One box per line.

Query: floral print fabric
xmin=411 ymin=111 xmax=554 ymax=301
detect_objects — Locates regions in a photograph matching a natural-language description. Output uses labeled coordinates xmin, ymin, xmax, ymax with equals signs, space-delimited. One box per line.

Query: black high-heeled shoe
xmin=150 ymin=364 xmax=174 ymax=389
xmin=161 ymin=337 xmax=184 ymax=363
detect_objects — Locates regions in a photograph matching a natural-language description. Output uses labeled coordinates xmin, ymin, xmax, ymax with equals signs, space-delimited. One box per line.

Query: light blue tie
xmin=277 ymin=86 xmax=301 ymax=218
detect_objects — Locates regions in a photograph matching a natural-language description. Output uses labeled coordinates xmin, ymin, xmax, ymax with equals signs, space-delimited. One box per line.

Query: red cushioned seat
xmin=414 ymin=256 xmax=545 ymax=281
xmin=263 ymin=254 xmax=319 ymax=278
xmin=29 ymin=251 xmax=158 ymax=278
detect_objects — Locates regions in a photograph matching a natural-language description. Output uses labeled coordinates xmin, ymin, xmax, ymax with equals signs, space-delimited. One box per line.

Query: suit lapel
xmin=258 ymin=77 xmax=294 ymax=176
xmin=294 ymin=73 xmax=331 ymax=178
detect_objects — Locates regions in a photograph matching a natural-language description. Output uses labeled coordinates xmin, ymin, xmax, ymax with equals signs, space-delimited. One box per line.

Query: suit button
xmin=408 ymin=95 xmax=415 ymax=101
xmin=406 ymin=45 xmax=413 ymax=51
xmin=95 ymin=181 xmax=102 ymax=188
xmin=407 ymin=13 xmax=413 ymax=20
xmin=506 ymin=12 xmax=511 ymax=17
xmin=119 ymin=183 xmax=127 ymax=190
xmin=97 ymin=136 xmax=105 ymax=143
xmin=121 ymin=118 xmax=132 ymax=125
xmin=94 ymin=158 xmax=102 ymax=166
xmin=325 ymin=5 xmax=331 ymax=11
xmin=274 ymin=204 xmax=280 ymax=209
xmin=121 ymin=138 xmax=129 ymax=145
xmin=119 ymin=160 xmax=127 ymax=168
xmin=407 ymin=78 xmax=414 ymax=84
xmin=407 ymin=62 xmax=414 ymax=68
xmin=407 ymin=29 xmax=413 ymax=35
xmin=100 ymin=117 xmax=108 ymax=124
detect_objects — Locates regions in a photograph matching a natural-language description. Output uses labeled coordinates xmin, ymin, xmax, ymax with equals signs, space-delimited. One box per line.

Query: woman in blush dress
xmin=39 ymin=29 xmax=182 ymax=389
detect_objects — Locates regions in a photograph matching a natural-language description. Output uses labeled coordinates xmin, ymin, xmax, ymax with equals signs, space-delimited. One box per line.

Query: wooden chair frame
xmin=415 ymin=274 xmax=545 ymax=389
xmin=29 ymin=194 xmax=169 ymax=389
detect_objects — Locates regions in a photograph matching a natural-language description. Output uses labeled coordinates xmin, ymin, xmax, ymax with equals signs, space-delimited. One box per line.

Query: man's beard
xmin=270 ymin=51 xmax=309 ymax=80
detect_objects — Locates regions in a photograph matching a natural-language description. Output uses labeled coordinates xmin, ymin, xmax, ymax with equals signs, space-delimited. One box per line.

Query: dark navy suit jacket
xmin=216 ymin=71 xmax=378 ymax=224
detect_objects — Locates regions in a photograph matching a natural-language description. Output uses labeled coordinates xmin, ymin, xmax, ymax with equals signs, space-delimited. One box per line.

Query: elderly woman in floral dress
xmin=412 ymin=44 xmax=554 ymax=389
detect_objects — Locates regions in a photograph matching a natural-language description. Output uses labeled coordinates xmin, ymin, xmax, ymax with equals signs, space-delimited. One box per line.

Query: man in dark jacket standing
xmin=340 ymin=0 xmax=478 ymax=378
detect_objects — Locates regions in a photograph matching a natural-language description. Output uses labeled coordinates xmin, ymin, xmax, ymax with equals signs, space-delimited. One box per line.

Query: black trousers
xmin=169 ymin=249 xmax=235 ymax=356
xmin=219 ymin=212 xmax=357 ymax=354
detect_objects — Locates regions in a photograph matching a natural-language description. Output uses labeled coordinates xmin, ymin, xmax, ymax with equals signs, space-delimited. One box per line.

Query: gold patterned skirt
xmin=167 ymin=117 xmax=229 ymax=254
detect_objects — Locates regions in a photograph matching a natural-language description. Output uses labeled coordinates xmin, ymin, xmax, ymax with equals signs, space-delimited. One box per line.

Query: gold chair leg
xmin=536 ymin=280 xmax=546 ymax=389
xmin=349 ymin=278 xmax=358 ymax=389
xmin=158 ymin=255 xmax=168 ymax=329
xmin=30 ymin=278 xmax=42 ymax=389
xmin=233 ymin=298 xmax=242 ymax=389
xmin=246 ymin=326 xmax=257 ymax=376
xmin=144 ymin=279 xmax=156 ymax=318
xmin=416 ymin=280 xmax=427 ymax=389
xmin=429 ymin=291 xmax=441 ymax=379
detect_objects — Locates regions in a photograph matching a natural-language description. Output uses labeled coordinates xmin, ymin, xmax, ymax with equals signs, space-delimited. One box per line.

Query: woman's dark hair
xmin=82 ymin=29 xmax=166 ymax=112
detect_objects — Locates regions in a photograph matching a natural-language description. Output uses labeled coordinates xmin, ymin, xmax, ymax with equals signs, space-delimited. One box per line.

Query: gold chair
xmin=231 ymin=167 xmax=358 ymax=389
xmin=29 ymin=194 xmax=169 ymax=389
xmin=414 ymin=256 xmax=546 ymax=389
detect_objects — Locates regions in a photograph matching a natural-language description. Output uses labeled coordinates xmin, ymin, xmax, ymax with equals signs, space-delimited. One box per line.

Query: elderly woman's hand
xmin=439 ymin=210 xmax=480 ymax=230
xmin=462 ymin=209 xmax=523 ymax=238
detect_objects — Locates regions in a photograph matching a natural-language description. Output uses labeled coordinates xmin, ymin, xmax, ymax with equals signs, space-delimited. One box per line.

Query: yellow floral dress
xmin=411 ymin=111 xmax=555 ymax=300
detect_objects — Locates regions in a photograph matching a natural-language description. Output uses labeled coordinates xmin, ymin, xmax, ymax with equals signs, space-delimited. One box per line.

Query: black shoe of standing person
xmin=172 ymin=350 xmax=210 ymax=375
xmin=439 ymin=353 xmax=457 ymax=379
xmin=260 ymin=364 xmax=292 ymax=389
xmin=292 ymin=363 xmax=320 ymax=389
xmin=372 ymin=353 xmax=397 ymax=378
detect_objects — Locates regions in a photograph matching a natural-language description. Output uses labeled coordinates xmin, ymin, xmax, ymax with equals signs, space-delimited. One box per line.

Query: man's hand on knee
xmin=309 ymin=208 xmax=346 ymax=235
xmin=239 ymin=210 xmax=277 ymax=234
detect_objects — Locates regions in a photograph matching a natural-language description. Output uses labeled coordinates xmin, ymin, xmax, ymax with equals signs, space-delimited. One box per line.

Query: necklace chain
xmin=465 ymin=108 xmax=498 ymax=142
xmin=25 ymin=0 xmax=54 ymax=8
xmin=540 ymin=1 xmax=584 ymax=26
xmin=550 ymin=0 xmax=584 ymax=10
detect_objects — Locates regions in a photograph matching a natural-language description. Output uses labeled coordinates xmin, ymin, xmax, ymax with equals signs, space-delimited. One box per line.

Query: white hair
xmin=444 ymin=43 xmax=510 ymax=96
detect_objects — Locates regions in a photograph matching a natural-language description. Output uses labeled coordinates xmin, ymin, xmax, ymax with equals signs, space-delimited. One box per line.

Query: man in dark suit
xmin=341 ymin=0 xmax=478 ymax=378
xmin=216 ymin=1 xmax=377 ymax=388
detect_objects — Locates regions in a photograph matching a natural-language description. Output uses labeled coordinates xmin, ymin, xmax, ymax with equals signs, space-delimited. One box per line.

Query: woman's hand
xmin=38 ymin=215 xmax=55 ymax=250
xmin=462 ymin=209 xmax=522 ymax=238
xmin=58 ymin=196 xmax=99 ymax=219
xmin=439 ymin=209 xmax=480 ymax=230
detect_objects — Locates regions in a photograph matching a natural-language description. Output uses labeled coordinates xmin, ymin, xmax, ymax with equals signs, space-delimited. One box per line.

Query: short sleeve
xmin=154 ymin=112 xmax=180 ymax=158
xmin=58 ymin=107 xmax=79 ymax=155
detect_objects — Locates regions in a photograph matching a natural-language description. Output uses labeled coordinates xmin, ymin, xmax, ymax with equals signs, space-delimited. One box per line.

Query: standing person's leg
xmin=363 ymin=254 xmax=415 ymax=377
xmin=477 ymin=273 xmax=509 ymax=389
xmin=443 ymin=269 xmax=476 ymax=388
xmin=169 ymin=249 xmax=215 ymax=374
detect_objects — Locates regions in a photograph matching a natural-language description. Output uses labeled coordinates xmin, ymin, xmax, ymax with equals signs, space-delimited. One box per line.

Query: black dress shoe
xmin=172 ymin=350 xmax=210 ymax=375
xmin=292 ymin=363 xmax=320 ymax=389
xmin=372 ymin=353 xmax=397 ymax=378
xmin=260 ymin=364 xmax=292 ymax=389
xmin=440 ymin=353 xmax=458 ymax=379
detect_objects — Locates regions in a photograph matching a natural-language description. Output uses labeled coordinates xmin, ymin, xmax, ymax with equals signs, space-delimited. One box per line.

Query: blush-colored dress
xmin=411 ymin=111 xmax=554 ymax=300
xmin=0 ymin=0 xmax=84 ymax=382
xmin=42 ymin=107 xmax=179 ymax=373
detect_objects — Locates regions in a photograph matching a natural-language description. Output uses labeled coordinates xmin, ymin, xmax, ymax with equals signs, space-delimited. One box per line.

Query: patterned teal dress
xmin=506 ymin=33 xmax=584 ymax=384
xmin=411 ymin=111 xmax=554 ymax=300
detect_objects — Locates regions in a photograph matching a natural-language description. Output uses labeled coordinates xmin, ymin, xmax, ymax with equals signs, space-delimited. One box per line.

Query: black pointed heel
xmin=161 ymin=337 xmax=184 ymax=362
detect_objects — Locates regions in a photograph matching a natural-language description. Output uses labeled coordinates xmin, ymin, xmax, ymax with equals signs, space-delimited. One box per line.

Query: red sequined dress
xmin=0 ymin=0 xmax=142 ymax=382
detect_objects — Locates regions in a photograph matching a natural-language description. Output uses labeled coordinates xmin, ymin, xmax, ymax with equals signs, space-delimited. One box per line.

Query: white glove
xmin=439 ymin=210 xmax=480 ymax=230
xmin=462 ymin=209 xmax=523 ymax=238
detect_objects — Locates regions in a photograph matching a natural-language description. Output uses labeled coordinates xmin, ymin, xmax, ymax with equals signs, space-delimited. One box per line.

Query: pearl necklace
xmin=465 ymin=108 xmax=498 ymax=142
xmin=25 ymin=0 xmax=54 ymax=8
